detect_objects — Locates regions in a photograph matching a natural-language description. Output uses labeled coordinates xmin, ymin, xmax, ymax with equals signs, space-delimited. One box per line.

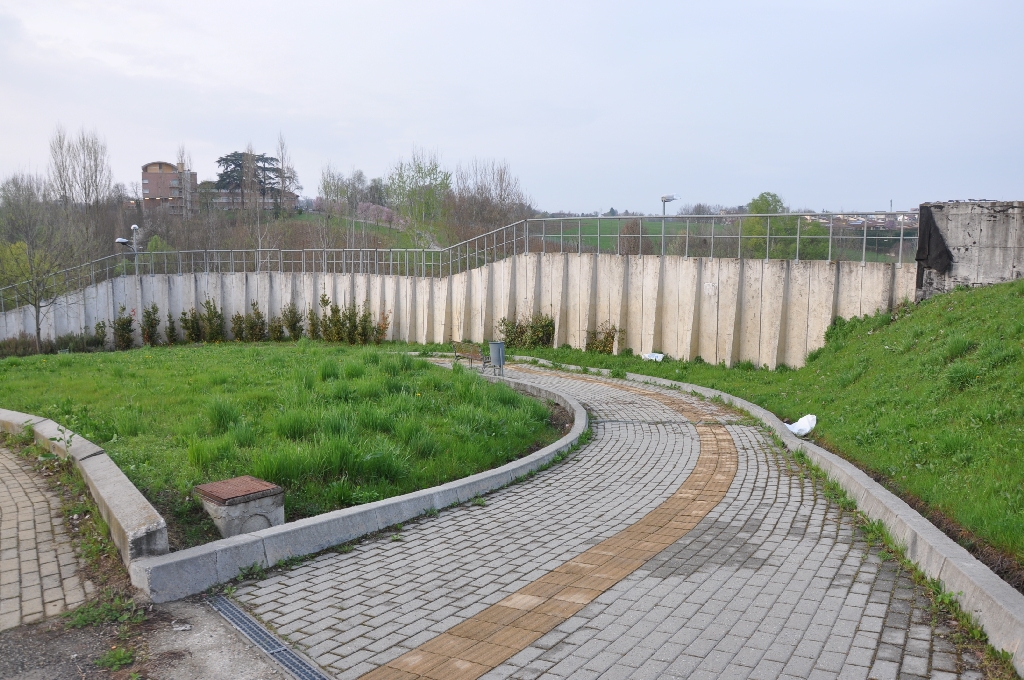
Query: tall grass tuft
xmin=319 ymin=360 xmax=340 ymax=381
xmin=274 ymin=410 xmax=315 ymax=440
xmin=207 ymin=398 xmax=240 ymax=434
xmin=111 ymin=407 xmax=144 ymax=437
xmin=343 ymin=362 xmax=365 ymax=379
xmin=944 ymin=335 xmax=978 ymax=363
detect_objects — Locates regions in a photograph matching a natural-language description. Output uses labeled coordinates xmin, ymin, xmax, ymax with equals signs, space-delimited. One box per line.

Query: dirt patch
xmin=548 ymin=401 xmax=574 ymax=435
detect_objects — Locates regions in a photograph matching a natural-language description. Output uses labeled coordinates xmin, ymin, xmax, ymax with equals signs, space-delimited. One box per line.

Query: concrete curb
xmin=128 ymin=376 xmax=589 ymax=603
xmin=510 ymin=355 xmax=1024 ymax=675
xmin=0 ymin=408 xmax=169 ymax=564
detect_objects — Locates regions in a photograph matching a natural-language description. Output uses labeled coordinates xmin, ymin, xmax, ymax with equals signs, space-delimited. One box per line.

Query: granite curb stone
xmin=0 ymin=410 xmax=168 ymax=566
xmin=511 ymin=354 xmax=1024 ymax=676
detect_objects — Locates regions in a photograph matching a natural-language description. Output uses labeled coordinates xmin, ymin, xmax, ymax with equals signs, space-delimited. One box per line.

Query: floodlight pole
xmin=660 ymin=195 xmax=677 ymax=256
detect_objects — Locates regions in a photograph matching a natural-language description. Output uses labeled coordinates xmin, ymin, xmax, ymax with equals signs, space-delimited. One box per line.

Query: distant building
xmin=141 ymin=161 xmax=198 ymax=215
xmin=198 ymin=181 xmax=299 ymax=212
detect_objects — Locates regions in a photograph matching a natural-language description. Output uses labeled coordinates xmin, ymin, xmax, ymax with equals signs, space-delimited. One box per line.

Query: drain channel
xmin=209 ymin=595 xmax=332 ymax=680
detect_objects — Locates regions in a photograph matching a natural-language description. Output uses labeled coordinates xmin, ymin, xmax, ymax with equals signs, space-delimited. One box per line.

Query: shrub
xmin=230 ymin=312 xmax=246 ymax=341
xmin=200 ymin=299 xmax=225 ymax=342
xmin=306 ymin=305 xmax=321 ymax=340
xmin=497 ymin=312 xmax=556 ymax=348
xmin=164 ymin=313 xmax=177 ymax=345
xmin=586 ymin=322 xmax=618 ymax=354
xmin=374 ymin=311 xmax=391 ymax=344
xmin=94 ymin=320 xmax=107 ymax=349
xmin=180 ymin=308 xmax=203 ymax=343
xmin=113 ymin=305 xmax=136 ymax=351
xmin=140 ymin=303 xmax=161 ymax=346
xmin=268 ymin=316 xmax=285 ymax=342
xmin=357 ymin=304 xmax=374 ymax=345
xmin=341 ymin=303 xmax=359 ymax=343
xmin=244 ymin=301 xmax=267 ymax=342
xmin=281 ymin=302 xmax=303 ymax=339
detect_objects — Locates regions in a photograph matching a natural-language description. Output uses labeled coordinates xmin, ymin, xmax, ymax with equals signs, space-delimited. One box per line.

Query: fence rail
xmin=0 ymin=212 xmax=918 ymax=313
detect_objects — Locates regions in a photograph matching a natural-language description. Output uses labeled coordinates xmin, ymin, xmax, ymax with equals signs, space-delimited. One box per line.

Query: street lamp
xmin=660 ymin=195 xmax=678 ymax=255
xmin=115 ymin=225 xmax=140 ymax=273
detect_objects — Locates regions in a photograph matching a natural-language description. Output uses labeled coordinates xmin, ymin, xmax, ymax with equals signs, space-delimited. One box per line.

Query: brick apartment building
xmin=141 ymin=161 xmax=198 ymax=215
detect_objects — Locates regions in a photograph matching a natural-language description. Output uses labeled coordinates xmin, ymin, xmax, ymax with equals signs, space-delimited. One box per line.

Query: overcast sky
xmin=1 ymin=1 xmax=1021 ymax=214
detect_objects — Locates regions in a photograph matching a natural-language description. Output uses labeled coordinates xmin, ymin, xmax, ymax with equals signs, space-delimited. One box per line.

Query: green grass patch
xmin=0 ymin=344 xmax=559 ymax=549
xmin=410 ymin=280 xmax=1024 ymax=567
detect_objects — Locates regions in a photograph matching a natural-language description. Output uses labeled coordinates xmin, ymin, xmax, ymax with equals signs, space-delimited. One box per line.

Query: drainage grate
xmin=209 ymin=595 xmax=332 ymax=680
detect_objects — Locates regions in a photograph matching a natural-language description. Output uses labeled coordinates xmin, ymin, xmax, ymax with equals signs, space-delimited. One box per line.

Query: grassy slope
xmin=0 ymin=343 xmax=557 ymax=548
xmin=423 ymin=279 xmax=1024 ymax=563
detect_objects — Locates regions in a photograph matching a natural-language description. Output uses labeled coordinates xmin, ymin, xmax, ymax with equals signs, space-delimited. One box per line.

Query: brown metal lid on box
xmin=194 ymin=476 xmax=283 ymax=506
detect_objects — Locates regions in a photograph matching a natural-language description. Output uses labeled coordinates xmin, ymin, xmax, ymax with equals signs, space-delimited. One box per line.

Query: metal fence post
xmin=737 ymin=217 xmax=742 ymax=258
xmin=710 ymin=218 xmax=715 ymax=259
xmin=795 ymin=216 xmax=801 ymax=262
xmin=828 ymin=216 xmax=833 ymax=262
xmin=897 ymin=215 xmax=904 ymax=268
xmin=861 ymin=221 xmax=867 ymax=266
xmin=685 ymin=219 xmax=690 ymax=258
xmin=765 ymin=217 xmax=770 ymax=261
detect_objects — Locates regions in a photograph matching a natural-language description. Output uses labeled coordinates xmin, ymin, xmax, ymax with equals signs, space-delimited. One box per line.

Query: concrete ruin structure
xmin=917 ymin=201 xmax=1024 ymax=299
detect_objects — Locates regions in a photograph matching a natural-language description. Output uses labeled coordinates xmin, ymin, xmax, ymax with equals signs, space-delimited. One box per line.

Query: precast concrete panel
xmin=354 ymin=273 xmax=370 ymax=307
xmin=517 ymin=253 xmax=541 ymax=318
xmin=758 ymin=260 xmax=788 ymax=369
xmin=625 ymin=255 xmax=644 ymax=353
xmin=659 ymin=257 xmax=681 ymax=359
xmin=698 ymin=259 xmax=722 ymax=364
xmin=805 ymin=261 xmax=838 ymax=356
xmin=676 ymin=257 xmax=701 ymax=362
xmin=369 ymin=274 xmax=384 ymax=323
xmin=449 ymin=271 xmax=469 ymax=343
xmin=715 ymin=259 xmax=742 ymax=367
xmin=468 ymin=266 xmax=487 ymax=342
xmin=861 ymin=262 xmax=894 ymax=317
xmin=431 ymin=277 xmax=451 ymax=344
xmin=148 ymin=275 xmax=171 ymax=338
xmin=565 ymin=255 xmax=594 ymax=349
xmin=782 ymin=261 xmax=812 ymax=369
xmin=738 ymin=259 xmax=764 ymax=365
xmin=415 ymin=277 xmax=432 ymax=344
xmin=595 ymin=255 xmax=627 ymax=353
xmin=836 ymin=261 xmax=865 ymax=319
xmin=399 ymin=277 xmax=414 ymax=343
xmin=542 ymin=254 xmax=568 ymax=348
xmin=382 ymin=276 xmax=398 ymax=341
xmin=491 ymin=258 xmax=516 ymax=334
xmin=892 ymin=265 xmax=916 ymax=308
xmin=643 ymin=256 xmax=663 ymax=354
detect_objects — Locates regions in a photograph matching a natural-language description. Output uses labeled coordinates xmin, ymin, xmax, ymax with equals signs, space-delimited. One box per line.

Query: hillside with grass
xmin=496 ymin=279 xmax=1024 ymax=576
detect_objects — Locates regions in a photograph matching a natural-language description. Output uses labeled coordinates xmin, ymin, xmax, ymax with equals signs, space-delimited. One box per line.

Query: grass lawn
xmin=401 ymin=278 xmax=1024 ymax=571
xmin=0 ymin=343 xmax=560 ymax=549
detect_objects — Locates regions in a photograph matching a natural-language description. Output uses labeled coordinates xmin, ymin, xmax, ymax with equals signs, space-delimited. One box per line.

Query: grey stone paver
xmin=0 ymin=447 xmax=92 ymax=630
xmin=235 ymin=368 xmax=980 ymax=679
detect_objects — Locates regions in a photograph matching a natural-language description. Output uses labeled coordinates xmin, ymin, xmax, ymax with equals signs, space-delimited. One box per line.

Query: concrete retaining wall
xmin=0 ymin=256 xmax=918 ymax=368
xmin=0 ymin=409 xmax=168 ymax=565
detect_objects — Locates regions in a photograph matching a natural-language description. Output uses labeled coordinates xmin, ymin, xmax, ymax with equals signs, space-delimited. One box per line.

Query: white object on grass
xmin=641 ymin=353 xmax=664 ymax=362
xmin=786 ymin=414 xmax=817 ymax=437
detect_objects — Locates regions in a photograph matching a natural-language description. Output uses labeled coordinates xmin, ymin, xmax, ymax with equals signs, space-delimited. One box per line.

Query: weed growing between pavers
xmin=405 ymin=280 xmax=1024 ymax=578
xmin=767 ymin=430 xmax=1019 ymax=679
xmin=0 ymin=343 xmax=562 ymax=549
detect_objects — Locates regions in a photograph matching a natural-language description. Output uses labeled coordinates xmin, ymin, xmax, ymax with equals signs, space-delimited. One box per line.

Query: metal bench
xmin=453 ymin=341 xmax=490 ymax=371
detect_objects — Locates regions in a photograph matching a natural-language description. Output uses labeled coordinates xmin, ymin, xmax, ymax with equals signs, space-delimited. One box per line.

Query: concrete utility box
xmin=193 ymin=476 xmax=284 ymax=538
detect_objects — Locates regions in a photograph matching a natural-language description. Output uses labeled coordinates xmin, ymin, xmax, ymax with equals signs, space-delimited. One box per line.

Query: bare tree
xmin=0 ymin=174 xmax=75 ymax=351
xmin=446 ymin=158 xmax=534 ymax=242
xmin=275 ymin=133 xmax=301 ymax=217
xmin=46 ymin=125 xmax=117 ymax=259
xmin=312 ymin=164 xmax=345 ymax=249
xmin=240 ymin=143 xmax=272 ymax=255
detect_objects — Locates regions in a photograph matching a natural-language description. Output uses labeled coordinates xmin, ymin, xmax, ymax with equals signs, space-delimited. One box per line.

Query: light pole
xmin=660 ymin=195 xmax=678 ymax=256
xmin=115 ymin=224 xmax=140 ymax=273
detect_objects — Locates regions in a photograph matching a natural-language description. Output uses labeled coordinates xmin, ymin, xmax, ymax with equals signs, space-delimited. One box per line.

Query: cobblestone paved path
xmin=236 ymin=367 xmax=981 ymax=680
xmin=0 ymin=448 xmax=90 ymax=631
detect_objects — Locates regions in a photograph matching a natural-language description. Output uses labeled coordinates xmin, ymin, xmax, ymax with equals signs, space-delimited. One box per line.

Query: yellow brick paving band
xmin=361 ymin=389 xmax=739 ymax=680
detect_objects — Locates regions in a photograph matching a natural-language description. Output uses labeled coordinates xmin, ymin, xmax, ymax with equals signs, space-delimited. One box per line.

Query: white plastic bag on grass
xmin=786 ymin=414 xmax=816 ymax=437
xmin=641 ymin=353 xmax=664 ymax=362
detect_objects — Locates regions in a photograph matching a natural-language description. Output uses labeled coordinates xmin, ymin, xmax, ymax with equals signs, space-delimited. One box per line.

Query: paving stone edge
xmin=0 ymin=407 xmax=170 ymax=566
xmin=126 ymin=377 xmax=588 ymax=603
xmin=509 ymin=355 xmax=1024 ymax=675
